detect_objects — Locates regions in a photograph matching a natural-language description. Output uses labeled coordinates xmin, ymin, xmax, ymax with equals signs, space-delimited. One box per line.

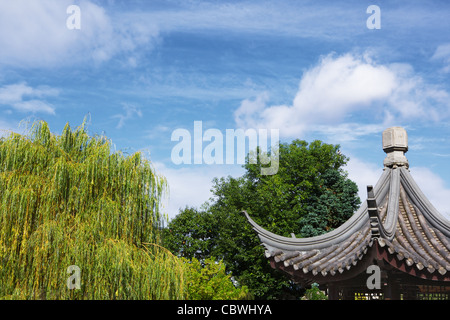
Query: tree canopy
xmin=164 ymin=139 xmax=361 ymax=299
xmin=0 ymin=120 xmax=186 ymax=299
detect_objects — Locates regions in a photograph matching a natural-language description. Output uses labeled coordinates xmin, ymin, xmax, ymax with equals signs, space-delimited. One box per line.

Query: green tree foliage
xmin=183 ymin=257 xmax=251 ymax=300
xmin=164 ymin=140 xmax=360 ymax=299
xmin=0 ymin=120 xmax=186 ymax=299
xmin=165 ymin=207 xmax=215 ymax=260
xmin=302 ymin=283 xmax=328 ymax=300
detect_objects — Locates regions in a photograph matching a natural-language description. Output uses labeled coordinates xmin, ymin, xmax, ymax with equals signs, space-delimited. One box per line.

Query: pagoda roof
xmin=244 ymin=127 xmax=450 ymax=286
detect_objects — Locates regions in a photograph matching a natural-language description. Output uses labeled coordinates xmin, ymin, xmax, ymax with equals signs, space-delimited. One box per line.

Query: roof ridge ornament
xmin=382 ymin=127 xmax=409 ymax=169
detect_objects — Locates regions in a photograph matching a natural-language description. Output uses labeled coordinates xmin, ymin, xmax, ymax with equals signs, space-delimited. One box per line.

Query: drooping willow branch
xmin=0 ymin=119 xmax=185 ymax=299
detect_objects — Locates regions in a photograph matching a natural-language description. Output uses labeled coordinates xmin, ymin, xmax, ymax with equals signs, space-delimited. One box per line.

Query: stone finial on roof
xmin=382 ymin=127 xmax=409 ymax=168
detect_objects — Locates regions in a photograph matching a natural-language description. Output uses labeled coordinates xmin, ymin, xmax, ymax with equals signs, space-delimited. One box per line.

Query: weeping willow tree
xmin=0 ymin=119 xmax=186 ymax=299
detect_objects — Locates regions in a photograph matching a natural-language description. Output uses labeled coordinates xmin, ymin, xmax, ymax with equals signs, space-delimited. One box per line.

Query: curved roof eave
xmin=244 ymin=168 xmax=392 ymax=252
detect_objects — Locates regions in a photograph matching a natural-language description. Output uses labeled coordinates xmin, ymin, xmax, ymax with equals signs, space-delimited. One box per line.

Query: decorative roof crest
xmin=382 ymin=127 xmax=409 ymax=168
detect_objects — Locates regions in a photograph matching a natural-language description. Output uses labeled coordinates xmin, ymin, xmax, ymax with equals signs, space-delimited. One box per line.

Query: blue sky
xmin=1 ymin=0 xmax=450 ymax=220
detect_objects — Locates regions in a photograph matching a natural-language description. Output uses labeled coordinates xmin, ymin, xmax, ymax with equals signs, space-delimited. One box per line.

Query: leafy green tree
xmin=302 ymin=283 xmax=328 ymax=300
xmin=163 ymin=207 xmax=215 ymax=259
xmin=242 ymin=140 xmax=359 ymax=237
xmin=0 ymin=120 xmax=185 ymax=299
xmin=183 ymin=257 xmax=251 ymax=300
xmin=165 ymin=139 xmax=360 ymax=299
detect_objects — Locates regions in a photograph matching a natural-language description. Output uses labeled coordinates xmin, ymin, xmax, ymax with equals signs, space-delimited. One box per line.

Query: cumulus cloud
xmin=0 ymin=82 xmax=58 ymax=114
xmin=234 ymin=52 xmax=450 ymax=139
xmin=0 ymin=0 xmax=159 ymax=68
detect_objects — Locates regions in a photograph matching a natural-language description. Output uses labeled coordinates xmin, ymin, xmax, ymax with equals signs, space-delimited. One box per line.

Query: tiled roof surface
xmin=244 ymin=167 xmax=450 ymax=285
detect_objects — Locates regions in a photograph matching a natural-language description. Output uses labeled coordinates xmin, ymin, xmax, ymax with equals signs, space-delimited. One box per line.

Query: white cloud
xmin=0 ymin=82 xmax=58 ymax=114
xmin=11 ymin=100 xmax=55 ymax=115
xmin=409 ymin=167 xmax=450 ymax=221
xmin=112 ymin=103 xmax=143 ymax=129
xmin=432 ymin=44 xmax=450 ymax=60
xmin=314 ymin=123 xmax=387 ymax=143
xmin=386 ymin=63 xmax=450 ymax=121
xmin=345 ymin=156 xmax=383 ymax=204
xmin=234 ymin=52 xmax=450 ymax=140
xmin=234 ymin=92 xmax=270 ymax=130
xmin=153 ymin=161 xmax=244 ymax=221
xmin=0 ymin=0 xmax=159 ymax=68
xmin=431 ymin=43 xmax=450 ymax=73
